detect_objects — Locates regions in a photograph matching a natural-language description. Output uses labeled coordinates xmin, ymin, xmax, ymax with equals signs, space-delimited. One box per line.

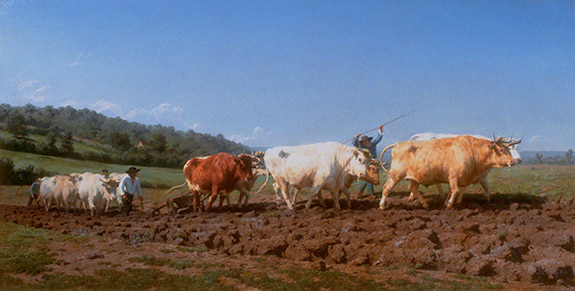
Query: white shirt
xmin=119 ymin=175 xmax=143 ymax=197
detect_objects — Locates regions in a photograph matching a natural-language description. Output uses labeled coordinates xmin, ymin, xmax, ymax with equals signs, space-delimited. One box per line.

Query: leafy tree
xmin=60 ymin=132 xmax=74 ymax=156
xmin=6 ymin=112 xmax=28 ymax=139
xmin=150 ymin=132 xmax=167 ymax=153
xmin=109 ymin=131 xmax=132 ymax=152
xmin=0 ymin=158 xmax=15 ymax=185
xmin=41 ymin=133 xmax=59 ymax=155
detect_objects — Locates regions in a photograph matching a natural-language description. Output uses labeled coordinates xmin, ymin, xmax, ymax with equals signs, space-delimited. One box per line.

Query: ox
xmin=378 ymin=135 xmax=520 ymax=209
xmin=409 ymin=133 xmax=522 ymax=202
xmin=262 ymin=142 xmax=377 ymax=210
xmin=76 ymin=172 xmax=120 ymax=216
xmin=37 ymin=176 xmax=57 ymax=211
xmin=183 ymin=152 xmax=253 ymax=212
xmin=52 ymin=175 xmax=79 ymax=212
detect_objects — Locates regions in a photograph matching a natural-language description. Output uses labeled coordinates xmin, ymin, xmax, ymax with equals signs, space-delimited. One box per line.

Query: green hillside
xmin=0 ymin=149 xmax=183 ymax=188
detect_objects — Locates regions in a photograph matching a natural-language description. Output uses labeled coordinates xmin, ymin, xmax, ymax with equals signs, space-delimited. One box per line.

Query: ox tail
xmin=255 ymin=167 xmax=270 ymax=196
xmin=160 ymin=182 xmax=187 ymax=200
xmin=379 ymin=143 xmax=397 ymax=174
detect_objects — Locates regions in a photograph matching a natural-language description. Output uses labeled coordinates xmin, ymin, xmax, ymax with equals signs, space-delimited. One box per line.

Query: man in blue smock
xmin=352 ymin=125 xmax=383 ymax=197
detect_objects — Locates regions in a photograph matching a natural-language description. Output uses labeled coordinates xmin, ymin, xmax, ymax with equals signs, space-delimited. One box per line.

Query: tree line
xmin=0 ymin=103 xmax=251 ymax=169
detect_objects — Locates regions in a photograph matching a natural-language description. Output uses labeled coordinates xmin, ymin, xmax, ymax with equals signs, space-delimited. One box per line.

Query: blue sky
xmin=1 ymin=1 xmax=574 ymax=151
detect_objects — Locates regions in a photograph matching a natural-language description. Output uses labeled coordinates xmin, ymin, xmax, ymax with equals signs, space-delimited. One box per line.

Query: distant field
xmin=0 ymin=131 xmax=110 ymax=156
xmin=0 ymin=149 xmax=183 ymax=188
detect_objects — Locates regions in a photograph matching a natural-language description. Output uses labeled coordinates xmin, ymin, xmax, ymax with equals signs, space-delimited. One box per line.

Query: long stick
xmin=342 ymin=109 xmax=415 ymax=144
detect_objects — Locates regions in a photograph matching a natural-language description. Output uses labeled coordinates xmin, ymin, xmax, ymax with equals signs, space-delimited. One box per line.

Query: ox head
xmin=347 ymin=148 xmax=379 ymax=184
xmin=505 ymin=135 xmax=523 ymax=164
xmin=236 ymin=154 xmax=254 ymax=181
xmin=100 ymin=178 xmax=120 ymax=193
xmin=489 ymin=136 xmax=522 ymax=167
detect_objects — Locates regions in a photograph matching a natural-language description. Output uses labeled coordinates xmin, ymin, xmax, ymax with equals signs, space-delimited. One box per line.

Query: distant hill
xmin=0 ymin=103 xmax=251 ymax=168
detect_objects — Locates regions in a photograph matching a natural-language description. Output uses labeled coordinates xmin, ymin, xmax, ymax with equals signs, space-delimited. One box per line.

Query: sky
xmin=0 ymin=1 xmax=574 ymax=151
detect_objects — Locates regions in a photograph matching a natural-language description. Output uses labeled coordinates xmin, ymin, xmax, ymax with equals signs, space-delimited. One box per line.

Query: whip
xmin=342 ymin=109 xmax=415 ymax=144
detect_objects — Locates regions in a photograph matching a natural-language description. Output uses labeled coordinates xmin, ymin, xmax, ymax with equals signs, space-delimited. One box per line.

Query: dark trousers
xmin=27 ymin=195 xmax=37 ymax=207
xmin=122 ymin=193 xmax=134 ymax=215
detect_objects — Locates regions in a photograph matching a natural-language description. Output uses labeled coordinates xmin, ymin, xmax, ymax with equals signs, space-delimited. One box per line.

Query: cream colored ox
xmin=262 ymin=142 xmax=378 ymax=210
xmin=378 ymin=135 xmax=520 ymax=209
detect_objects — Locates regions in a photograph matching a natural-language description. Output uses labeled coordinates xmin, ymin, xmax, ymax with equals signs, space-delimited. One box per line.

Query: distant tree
xmin=535 ymin=153 xmax=543 ymax=164
xmin=149 ymin=132 xmax=167 ymax=153
xmin=109 ymin=131 xmax=132 ymax=152
xmin=41 ymin=133 xmax=59 ymax=155
xmin=60 ymin=132 xmax=74 ymax=156
xmin=565 ymin=149 xmax=573 ymax=164
xmin=0 ymin=158 xmax=15 ymax=184
xmin=6 ymin=112 xmax=28 ymax=139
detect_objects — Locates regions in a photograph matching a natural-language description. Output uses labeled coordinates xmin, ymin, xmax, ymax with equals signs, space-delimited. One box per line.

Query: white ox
xmin=76 ymin=172 xmax=120 ymax=216
xmin=37 ymin=176 xmax=57 ymax=211
xmin=108 ymin=172 xmax=128 ymax=209
xmin=409 ymin=133 xmax=522 ymax=202
xmin=262 ymin=142 xmax=376 ymax=210
xmin=52 ymin=175 xmax=79 ymax=212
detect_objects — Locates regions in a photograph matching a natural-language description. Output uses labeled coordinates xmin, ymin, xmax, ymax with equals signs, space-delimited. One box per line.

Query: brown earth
xmin=2 ymin=192 xmax=575 ymax=289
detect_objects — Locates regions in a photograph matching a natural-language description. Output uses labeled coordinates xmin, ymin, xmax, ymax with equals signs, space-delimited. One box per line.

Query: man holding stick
xmin=352 ymin=125 xmax=384 ymax=197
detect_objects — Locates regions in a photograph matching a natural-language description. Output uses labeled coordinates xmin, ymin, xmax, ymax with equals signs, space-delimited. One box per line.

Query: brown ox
xmin=378 ymin=135 xmax=519 ymax=209
xmin=184 ymin=152 xmax=253 ymax=212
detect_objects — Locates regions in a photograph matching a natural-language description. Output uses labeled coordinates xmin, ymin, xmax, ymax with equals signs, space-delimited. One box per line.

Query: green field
xmin=0 ymin=149 xmax=183 ymax=187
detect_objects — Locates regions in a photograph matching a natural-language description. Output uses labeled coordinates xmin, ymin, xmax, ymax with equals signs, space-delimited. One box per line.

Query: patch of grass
xmin=177 ymin=245 xmax=208 ymax=253
xmin=0 ymin=248 xmax=55 ymax=274
xmin=129 ymin=255 xmax=195 ymax=270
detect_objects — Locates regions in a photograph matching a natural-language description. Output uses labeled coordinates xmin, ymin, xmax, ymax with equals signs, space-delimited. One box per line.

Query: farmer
xmin=28 ymin=177 xmax=41 ymax=207
xmin=352 ymin=125 xmax=384 ymax=197
xmin=102 ymin=169 xmax=109 ymax=179
xmin=119 ymin=167 xmax=143 ymax=216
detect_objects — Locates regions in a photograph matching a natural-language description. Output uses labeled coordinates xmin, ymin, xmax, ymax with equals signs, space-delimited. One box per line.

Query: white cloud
xmin=151 ymin=103 xmax=184 ymax=121
xmin=18 ymin=80 xmax=49 ymax=102
xmin=90 ymin=99 xmax=122 ymax=115
xmin=229 ymin=126 xmax=271 ymax=144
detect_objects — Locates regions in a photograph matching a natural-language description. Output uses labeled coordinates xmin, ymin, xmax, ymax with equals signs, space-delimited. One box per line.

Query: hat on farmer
xmin=360 ymin=136 xmax=373 ymax=143
xmin=126 ymin=167 xmax=140 ymax=173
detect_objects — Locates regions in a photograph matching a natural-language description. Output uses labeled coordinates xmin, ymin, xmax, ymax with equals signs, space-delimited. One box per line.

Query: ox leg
xmin=305 ymin=186 xmax=323 ymax=209
xmin=277 ymin=182 xmax=294 ymax=210
xmin=205 ymin=187 xmax=220 ymax=212
xmin=341 ymin=189 xmax=351 ymax=209
xmin=331 ymin=191 xmax=341 ymax=209
xmin=317 ymin=190 xmax=328 ymax=208
xmin=378 ymin=178 xmax=398 ymax=209
xmin=273 ymin=183 xmax=283 ymax=206
xmin=192 ymin=191 xmax=202 ymax=212
xmin=446 ymin=178 xmax=460 ymax=209
xmin=480 ymin=178 xmax=490 ymax=203
xmin=290 ymin=188 xmax=300 ymax=206
xmin=408 ymin=181 xmax=428 ymax=208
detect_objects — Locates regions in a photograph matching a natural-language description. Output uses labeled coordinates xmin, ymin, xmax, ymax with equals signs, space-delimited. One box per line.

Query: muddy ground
xmin=2 ymin=192 xmax=575 ymax=289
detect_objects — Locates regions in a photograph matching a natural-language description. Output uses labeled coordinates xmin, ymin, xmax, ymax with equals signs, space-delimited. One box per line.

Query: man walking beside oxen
xmin=119 ymin=167 xmax=143 ymax=216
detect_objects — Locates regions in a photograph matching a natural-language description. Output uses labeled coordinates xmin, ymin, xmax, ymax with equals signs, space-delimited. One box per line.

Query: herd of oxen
xmin=30 ymin=133 xmax=522 ymax=215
